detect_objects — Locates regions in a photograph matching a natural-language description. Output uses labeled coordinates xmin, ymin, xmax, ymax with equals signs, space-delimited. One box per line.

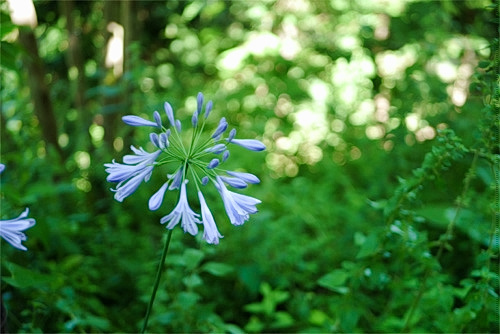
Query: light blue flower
xmin=229 ymin=138 xmax=266 ymax=151
xmin=212 ymin=117 xmax=228 ymax=138
xmin=204 ymin=100 xmax=213 ymax=118
xmin=220 ymin=176 xmax=248 ymax=189
xmin=0 ymin=163 xmax=5 ymax=174
xmin=226 ymin=171 xmax=260 ymax=184
xmin=205 ymin=144 xmax=226 ymax=154
xmin=104 ymin=146 xmax=161 ymax=202
xmin=149 ymin=181 xmax=169 ymax=211
xmin=0 ymin=208 xmax=36 ymax=251
xmin=105 ymin=92 xmax=264 ymax=244
xmin=160 ymin=181 xmax=200 ymax=235
xmin=207 ymin=158 xmax=220 ymax=169
xmin=164 ymin=102 xmax=176 ymax=127
xmin=215 ymin=176 xmax=261 ymax=226
xmin=198 ymin=191 xmax=223 ymax=244
xmin=168 ymin=168 xmax=183 ymax=190
xmin=122 ymin=115 xmax=159 ymax=128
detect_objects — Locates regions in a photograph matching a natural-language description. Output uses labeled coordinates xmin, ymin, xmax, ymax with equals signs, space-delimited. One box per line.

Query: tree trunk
xmin=18 ymin=29 xmax=66 ymax=161
xmin=59 ymin=0 xmax=90 ymax=151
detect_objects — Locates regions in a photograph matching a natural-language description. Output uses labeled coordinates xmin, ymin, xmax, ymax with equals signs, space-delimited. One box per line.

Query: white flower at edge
xmin=0 ymin=208 xmax=36 ymax=251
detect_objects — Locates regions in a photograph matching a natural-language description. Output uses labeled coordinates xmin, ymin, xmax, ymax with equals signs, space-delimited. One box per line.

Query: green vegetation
xmin=0 ymin=0 xmax=498 ymax=332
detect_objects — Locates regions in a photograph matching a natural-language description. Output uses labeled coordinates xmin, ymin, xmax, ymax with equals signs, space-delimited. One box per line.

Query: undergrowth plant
xmin=317 ymin=12 xmax=499 ymax=331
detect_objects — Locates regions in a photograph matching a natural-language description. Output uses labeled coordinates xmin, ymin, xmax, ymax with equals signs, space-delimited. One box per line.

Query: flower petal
xmin=228 ymin=129 xmax=236 ymax=142
xmin=159 ymin=132 xmax=170 ymax=149
xmin=196 ymin=92 xmax=204 ymax=115
xmin=122 ymin=115 xmax=158 ymax=128
xmin=168 ymin=167 xmax=183 ymax=190
xmin=198 ymin=191 xmax=223 ymax=244
xmin=205 ymin=144 xmax=226 ymax=154
xmin=201 ymin=176 xmax=209 ymax=185
xmin=149 ymin=181 xmax=169 ymax=211
xmin=212 ymin=117 xmax=228 ymax=138
xmin=207 ymin=158 xmax=220 ymax=169
xmin=220 ymin=176 xmax=247 ymax=189
xmin=204 ymin=100 xmax=213 ymax=118
xmin=160 ymin=182 xmax=200 ymax=235
xmin=164 ymin=102 xmax=176 ymax=127
xmin=230 ymin=139 xmax=266 ymax=151
xmin=0 ymin=208 xmax=36 ymax=251
xmin=226 ymin=171 xmax=260 ymax=184
xmin=153 ymin=111 xmax=162 ymax=128
xmin=150 ymin=133 xmax=160 ymax=148
xmin=215 ymin=176 xmax=260 ymax=226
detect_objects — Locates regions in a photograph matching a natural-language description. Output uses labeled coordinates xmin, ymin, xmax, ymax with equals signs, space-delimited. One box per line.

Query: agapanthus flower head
xmin=0 ymin=165 xmax=36 ymax=251
xmin=104 ymin=92 xmax=265 ymax=244
xmin=0 ymin=209 xmax=36 ymax=251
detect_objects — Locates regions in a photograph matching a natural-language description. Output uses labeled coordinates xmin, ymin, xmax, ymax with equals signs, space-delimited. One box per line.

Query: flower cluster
xmin=0 ymin=164 xmax=36 ymax=251
xmin=105 ymin=93 xmax=265 ymax=244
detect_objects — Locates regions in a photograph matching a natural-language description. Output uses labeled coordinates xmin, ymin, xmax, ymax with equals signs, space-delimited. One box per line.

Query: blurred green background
xmin=0 ymin=0 xmax=498 ymax=332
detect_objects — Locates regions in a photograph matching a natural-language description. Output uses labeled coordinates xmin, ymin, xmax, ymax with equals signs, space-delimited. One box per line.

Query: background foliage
xmin=0 ymin=0 xmax=498 ymax=332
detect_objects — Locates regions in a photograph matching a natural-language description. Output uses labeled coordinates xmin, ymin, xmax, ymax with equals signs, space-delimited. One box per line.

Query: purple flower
xmin=229 ymin=139 xmax=266 ymax=151
xmin=204 ymin=100 xmax=213 ymax=119
xmin=104 ymin=146 xmax=161 ymax=202
xmin=149 ymin=181 xmax=169 ymax=211
xmin=205 ymin=144 xmax=226 ymax=154
xmin=215 ymin=176 xmax=261 ymax=226
xmin=168 ymin=167 xmax=183 ymax=190
xmin=0 ymin=208 xmax=36 ymax=251
xmin=160 ymin=181 xmax=200 ymax=235
xmin=122 ymin=115 xmax=159 ymax=128
xmin=159 ymin=131 xmax=170 ymax=149
xmin=227 ymin=129 xmax=236 ymax=142
xmin=212 ymin=117 xmax=228 ymax=138
xmin=207 ymin=158 xmax=220 ymax=169
xmin=196 ymin=92 xmax=204 ymax=115
xmin=192 ymin=112 xmax=199 ymax=127
xmin=226 ymin=171 xmax=260 ymax=184
xmin=164 ymin=102 xmax=176 ymax=127
xmin=198 ymin=191 xmax=223 ymax=244
xmin=150 ymin=133 xmax=160 ymax=148
xmin=153 ymin=111 xmax=162 ymax=128
xmin=105 ymin=93 xmax=265 ymax=244
xmin=220 ymin=176 xmax=247 ymax=189
xmin=201 ymin=176 xmax=209 ymax=185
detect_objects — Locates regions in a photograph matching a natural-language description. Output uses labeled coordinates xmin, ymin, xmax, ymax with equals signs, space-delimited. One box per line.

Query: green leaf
xmin=182 ymin=273 xmax=203 ymax=288
xmin=416 ymin=205 xmax=490 ymax=245
xmin=223 ymin=323 xmax=245 ymax=334
xmin=356 ymin=233 xmax=379 ymax=259
xmin=183 ymin=248 xmax=205 ymax=270
xmin=201 ymin=262 xmax=234 ymax=277
xmin=271 ymin=311 xmax=295 ymax=329
xmin=175 ymin=291 xmax=201 ymax=309
xmin=2 ymin=262 xmax=52 ymax=288
xmin=317 ymin=269 xmax=349 ymax=294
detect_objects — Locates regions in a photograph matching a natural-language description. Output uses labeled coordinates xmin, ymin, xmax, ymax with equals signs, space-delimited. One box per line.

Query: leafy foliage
xmin=0 ymin=0 xmax=497 ymax=333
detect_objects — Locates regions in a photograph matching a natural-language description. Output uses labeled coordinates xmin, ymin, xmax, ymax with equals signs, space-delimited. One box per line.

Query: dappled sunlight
xmin=6 ymin=0 xmax=37 ymax=28
xmin=376 ymin=44 xmax=418 ymax=81
xmin=105 ymin=22 xmax=124 ymax=77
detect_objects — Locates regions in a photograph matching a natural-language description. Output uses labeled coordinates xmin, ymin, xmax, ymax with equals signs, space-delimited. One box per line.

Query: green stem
xmin=141 ymin=229 xmax=174 ymax=333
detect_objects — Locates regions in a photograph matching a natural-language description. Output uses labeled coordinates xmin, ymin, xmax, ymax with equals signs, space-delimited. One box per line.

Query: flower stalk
xmin=141 ymin=228 xmax=173 ymax=333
